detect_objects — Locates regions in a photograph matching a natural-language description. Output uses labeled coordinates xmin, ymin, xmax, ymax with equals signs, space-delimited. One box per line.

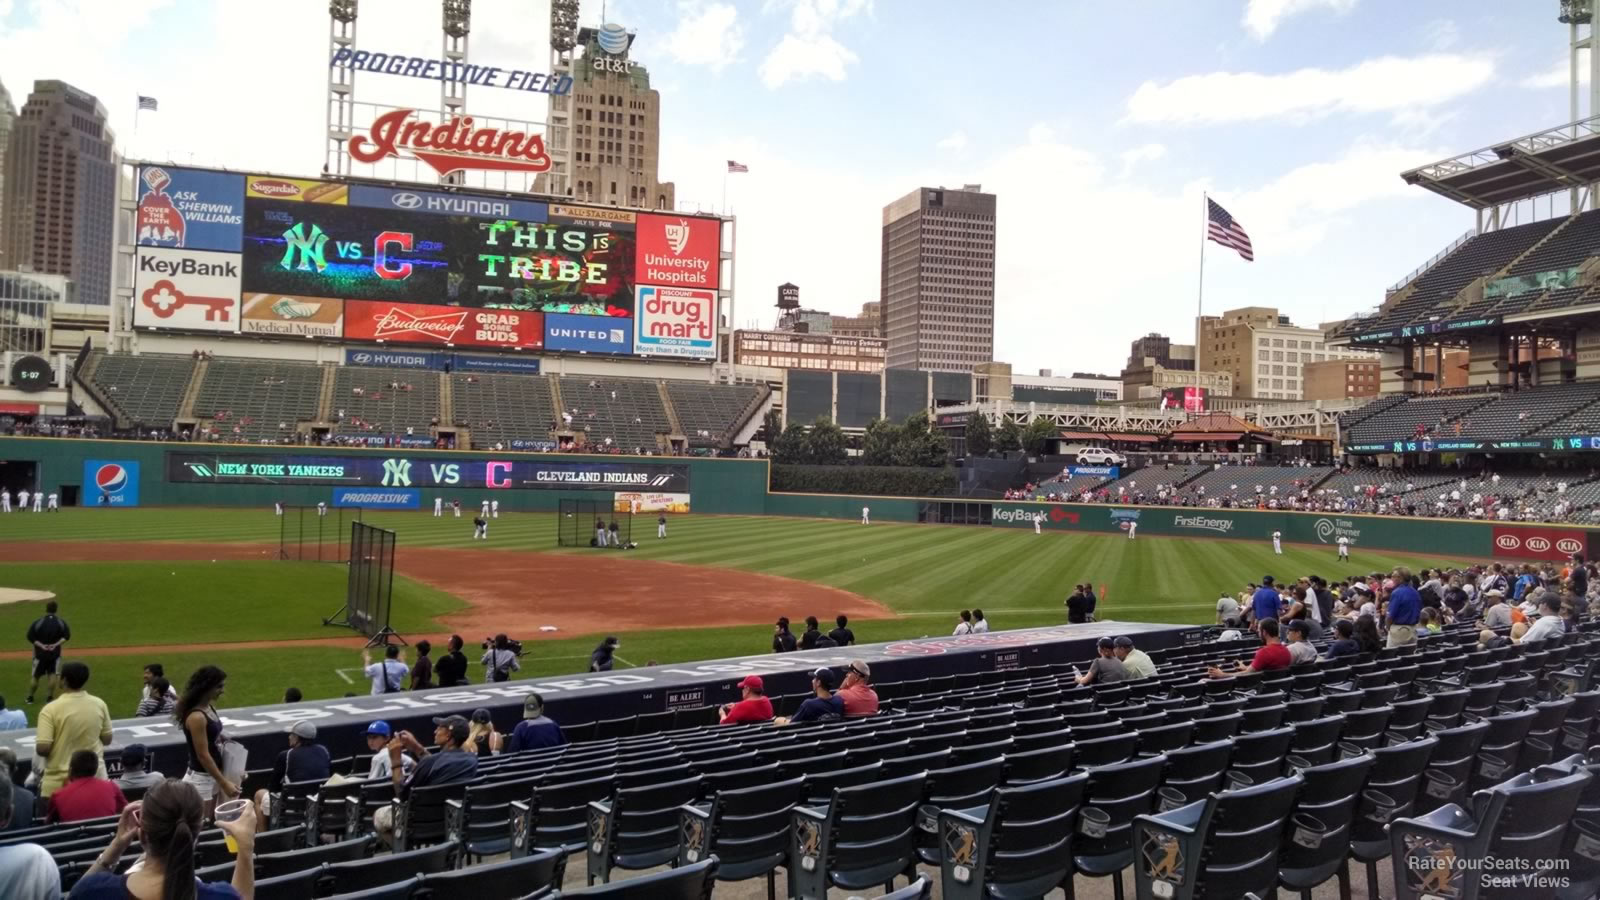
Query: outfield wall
xmin=2 ymin=436 xmax=1597 ymax=561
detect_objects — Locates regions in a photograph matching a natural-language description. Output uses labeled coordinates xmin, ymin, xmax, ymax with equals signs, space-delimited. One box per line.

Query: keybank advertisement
xmin=166 ymin=451 xmax=689 ymax=492
xmin=83 ymin=460 xmax=141 ymax=507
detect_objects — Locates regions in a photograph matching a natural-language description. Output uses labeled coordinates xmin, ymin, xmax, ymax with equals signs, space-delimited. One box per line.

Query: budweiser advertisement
xmin=241 ymin=294 xmax=344 ymax=338
xmin=1491 ymin=525 xmax=1587 ymax=562
xmin=344 ymin=300 xmax=543 ymax=349
xmin=634 ymin=285 xmax=716 ymax=359
xmin=348 ymin=109 xmax=552 ymax=178
xmin=636 ymin=212 xmax=719 ymax=289
xmin=132 ymin=248 xmax=242 ymax=333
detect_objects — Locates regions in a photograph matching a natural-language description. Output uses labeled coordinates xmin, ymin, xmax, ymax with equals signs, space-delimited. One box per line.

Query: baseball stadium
xmin=8 ymin=4 xmax=1600 ymax=899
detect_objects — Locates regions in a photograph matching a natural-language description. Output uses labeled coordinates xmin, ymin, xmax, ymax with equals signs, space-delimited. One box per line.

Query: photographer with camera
xmin=481 ymin=634 xmax=521 ymax=683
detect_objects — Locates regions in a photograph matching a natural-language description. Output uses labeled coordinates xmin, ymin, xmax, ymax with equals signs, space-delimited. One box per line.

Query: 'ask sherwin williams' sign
xmin=166 ymin=451 xmax=689 ymax=492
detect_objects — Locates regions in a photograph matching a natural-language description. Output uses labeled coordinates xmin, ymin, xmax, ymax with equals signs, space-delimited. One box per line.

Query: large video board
xmin=132 ymin=165 xmax=723 ymax=360
xmin=165 ymin=450 xmax=690 ymax=492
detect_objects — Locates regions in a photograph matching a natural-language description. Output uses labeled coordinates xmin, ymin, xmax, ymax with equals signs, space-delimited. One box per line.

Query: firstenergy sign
xmin=1172 ymin=514 xmax=1236 ymax=534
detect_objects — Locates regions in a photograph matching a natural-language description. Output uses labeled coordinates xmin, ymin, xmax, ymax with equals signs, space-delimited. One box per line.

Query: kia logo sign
xmin=1558 ymin=538 xmax=1584 ymax=554
xmin=1527 ymin=537 xmax=1552 ymax=553
xmin=1495 ymin=534 xmax=1521 ymax=550
xmin=391 ymin=193 xmax=423 ymax=210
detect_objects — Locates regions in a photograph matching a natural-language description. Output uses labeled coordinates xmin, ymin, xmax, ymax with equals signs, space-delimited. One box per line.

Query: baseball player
xmin=1272 ymin=530 xmax=1283 ymax=555
xmin=46 ymin=492 xmax=58 ymax=512
xmin=473 ymin=514 xmax=488 ymax=540
xmin=1337 ymin=535 xmax=1350 ymax=561
xmin=657 ymin=514 xmax=667 ymax=539
xmin=317 ymin=501 xmax=327 ymax=517
xmin=433 ymin=496 xmax=443 ymax=517
xmin=630 ymin=498 xmax=640 ymax=516
xmin=31 ymin=490 xmax=42 ymax=512
xmin=1033 ymin=512 xmax=1042 ymax=535
xmin=595 ymin=517 xmax=608 ymax=547
xmin=1127 ymin=520 xmax=1137 ymax=541
xmin=861 ymin=505 xmax=870 ymax=525
xmin=490 ymin=499 xmax=499 ymax=519
xmin=1 ymin=488 xmax=10 ymax=513
xmin=18 ymin=489 xmax=29 ymax=512
xmin=480 ymin=499 xmax=490 ymax=518
xmin=274 ymin=501 xmax=283 ymax=516
xmin=452 ymin=500 xmax=461 ymax=518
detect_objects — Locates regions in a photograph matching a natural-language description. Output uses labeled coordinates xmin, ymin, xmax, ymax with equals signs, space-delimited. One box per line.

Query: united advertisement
xmin=166 ymin=451 xmax=690 ymax=492
xmin=544 ymin=311 xmax=633 ymax=354
xmin=132 ymin=248 xmax=242 ymax=332
xmin=136 ymin=166 xmax=245 ymax=252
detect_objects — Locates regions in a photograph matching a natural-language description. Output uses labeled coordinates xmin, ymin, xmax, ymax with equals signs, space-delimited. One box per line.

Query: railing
xmin=1387 ymin=229 xmax=1475 ymax=294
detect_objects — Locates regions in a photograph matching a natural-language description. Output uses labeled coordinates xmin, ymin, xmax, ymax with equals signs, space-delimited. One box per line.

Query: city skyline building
xmin=880 ymin=185 xmax=995 ymax=372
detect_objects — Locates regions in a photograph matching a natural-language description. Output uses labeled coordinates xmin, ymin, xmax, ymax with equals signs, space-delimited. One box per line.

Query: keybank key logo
xmin=281 ymin=222 xmax=330 ymax=272
xmin=381 ymin=458 xmax=413 ymax=486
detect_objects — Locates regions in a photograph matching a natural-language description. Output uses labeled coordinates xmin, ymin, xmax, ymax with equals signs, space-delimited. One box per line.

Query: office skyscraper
xmin=0 ymin=80 xmax=14 ymax=256
xmin=0 ymin=80 xmax=118 ymax=305
xmin=880 ymin=185 xmax=995 ymax=372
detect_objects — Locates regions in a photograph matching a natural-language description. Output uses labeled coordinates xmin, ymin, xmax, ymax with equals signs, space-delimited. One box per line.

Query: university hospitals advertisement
xmin=132 ymin=247 xmax=242 ymax=332
xmin=83 ymin=460 xmax=140 ymax=507
xmin=241 ymin=295 xmax=344 ymax=338
xmin=136 ymin=166 xmax=245 ymax=252
xmin=613 ymin=491 xmax=690 ymax=513
xmin=634 ymin=286 xmax=715 ymax=359
xmin=544 ymin=311 xmax=633 ymax=354
xmin=636 ymin=212 xmax=719 ymax=289
xmin=343 ymin=300 xmax=543 ymax=349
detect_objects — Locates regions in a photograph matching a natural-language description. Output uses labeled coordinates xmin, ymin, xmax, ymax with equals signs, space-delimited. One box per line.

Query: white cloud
xmin=1243 ymin=0 xmax=1358 ymax=41
xmin=937 ymin=131 xmax=968 ymax=151
xmin=758 ymin=0 xmax=870 ymax=89
xmin=1521 ymin=57 xmax=1587 ymax=90
xmin=1119 ymin=142 xmax=1166 ymax=175
xmin=663 ymin=2 xmax=744 ymax=72
xmin=1126 ymin=54 xmax=1495 ymax=125
xmin=1423 ymin=18 xmax=1459 ymax=51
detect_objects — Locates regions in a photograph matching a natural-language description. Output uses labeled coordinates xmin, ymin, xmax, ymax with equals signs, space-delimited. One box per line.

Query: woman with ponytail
xmin=174 ymin=666 xmax=234 ymax=817
xmin=69 ymin=778 xmax=256 ymax=899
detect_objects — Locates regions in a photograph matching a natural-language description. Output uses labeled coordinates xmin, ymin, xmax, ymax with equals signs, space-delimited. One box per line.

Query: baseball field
xmin=0 ymin=507 xmax=1476 ymax=714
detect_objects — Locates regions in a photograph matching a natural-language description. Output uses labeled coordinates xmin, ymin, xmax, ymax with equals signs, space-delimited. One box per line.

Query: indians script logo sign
xmin=664 ymin=219 xmax=690 ymax=254
xmin=349 ymin=109 xmax=552 ymax=177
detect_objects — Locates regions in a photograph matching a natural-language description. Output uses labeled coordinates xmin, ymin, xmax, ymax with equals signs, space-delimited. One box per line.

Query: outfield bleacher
xmin=558 ymin=377 xmax=672 ymax=452
xmin=193 ymin=358 xmax=324 ymax=442
xmin=83 ymin=352 xmax=195 ymax=427
xmin=453 ymin=373 xmax=558 ymax=450
xmin=331 ymin=367 xmax=442 ymax=441
xmin=1343 ymin=394 xmax=1499 ymax=445
xmin=1180 ymin=465 xmax=1332 ymax=501
xmin=666 ymin=382 xmax=764 ymax=449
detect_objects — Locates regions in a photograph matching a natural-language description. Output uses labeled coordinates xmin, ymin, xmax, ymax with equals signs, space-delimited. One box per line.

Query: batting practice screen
xmin=345 ymin=522 xmax=396 ymax=638
xmin=558 ymin=498 xmax=631 ymax=547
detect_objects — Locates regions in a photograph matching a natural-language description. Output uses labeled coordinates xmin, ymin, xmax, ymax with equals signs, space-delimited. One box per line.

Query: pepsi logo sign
xmin=1495 ymin=534 xmax=1521 ymax=550
xmin=1527 ymin=537 xmax=1552 ymax=553
xmin=249 ymin=179 xmax=301 ymax=197
xmin=1558 ymin=538 xmax=1584 ymax=555
xmin=95 ymin=463 xmax=129 ymax=495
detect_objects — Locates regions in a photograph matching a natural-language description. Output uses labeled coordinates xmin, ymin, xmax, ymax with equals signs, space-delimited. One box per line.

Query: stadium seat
xmin=1131 ymin=774 xmax=1304 ymax=900
xmin=555 ymin=855 xmax=717 ymax=899
xmin=320 ymin=841 xmax=456 ymax=894
xmin=789 ymin=773 xmax=925 ymax=897
xmin=1071 ymin=754 xmax=1168 ymax=899
xmin=678 ymin=776 xmax=803 ymax=899
xmin=1157 ymin=740 xmax=1234 ymax=810
xmin=585 ymin=774 xmax=703 ymax=884
xmin=391 ymin=781 xmax=471 ymax=852
xmin=253 ymin=865 xmax=327 ymax=900
xmin=1350 ymin=735 xmax=1440 ymax=899
xmin=1276 ymin=752 xmax=1375 ymax=897
xmin=1002 ymin=744 xmax=1075 ymax=785
xmin=320 ymin=877 xmax=423 ymax=900
xmin=256 ymin=834 xmax=375 ymax=879
xmin=934 ymin=772 xmax=1088 ymax=900
xmin=416 ymin=848 xmax=567 ymax=899
xmin=1229 ymin=727 xmax=1295 ymax=785
xmin=447 ymin=779 xmax=533 ymax=862
xmin=513 ymin=774 xmax=616 ymax=854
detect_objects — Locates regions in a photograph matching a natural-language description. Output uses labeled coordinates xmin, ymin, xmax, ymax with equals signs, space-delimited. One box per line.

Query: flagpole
xmin=721 ymin=168 xmax=728 ymax=214
xmin=1196 ymin=191 xmax=1207 ymax=398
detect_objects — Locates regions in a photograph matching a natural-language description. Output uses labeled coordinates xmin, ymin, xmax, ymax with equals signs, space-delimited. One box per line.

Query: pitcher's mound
xmin=0 ymin=588 xmax=54 ymax=606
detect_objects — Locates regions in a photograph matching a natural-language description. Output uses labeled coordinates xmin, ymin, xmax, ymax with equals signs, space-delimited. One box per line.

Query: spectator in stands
xmin=482 ymin=635 xmax=520 ymax=683
xmin=1077 ymin=638 xmax=1131 ymax=685
xmin=828 ymin=615 xmax=855 ymax=646
xmin=139 ymin=663 xmax=178 ymax=709
xmin=35 ymin=661 xmax=112 ymax=799
xmin=74 ymin=778 xmax=255 ymax=899
xmin=772 ymin=618 xmax=798 ymax=653
xmin=1217 ymin=619 xmax=1244 ymax=641
xmin=780 ymin=668 xmax=844 ymax=725
xmin=1250 ymin=577 xmax=1282 ymax=632
xmin=1520 ymin=595 xmax=1566 ymax=644
xmin=364 ymin=721 xmax=413 ymax=780
xmin=1325 ymin=619 xmax=1361 ymax=658
xmin=436 ymin=635 xmax=470 ymax=687
xmin=1066 ymin=586 xmax=1093 ymax=624
xmin=590 ymin=636 xmax=620 ymax=672
xmin=0 ymin=748 xmax=34 ymax=833
xmin=1209 ymin=619 xmax=1290 ymax=676
xmin=135 ymin=677 xmax=175 ymax=718
xmin=953 ymin=610 xmax=974 ymax=636
xmin=45 ymin=750 xmax=126 ymax=823
xmin=283 ymin=687 xmax=303 ymax=704
xmin=464 ymin=709 xmax=501 ymax=758
xmin=507 ymin=694 xmax=566 ymax=753
xmin=1478 ymin=628 xmax=1511 ymax=651
xmin=0 ymin=766 xmax=54 ymax=895
xmin=176 ymin=665 xmax=233 ymax=814
xmin=375 ymin=716 xmax=479 ymax=846
xmin=1353 ymin=614 xmax=1383 ymax=654
xmin=114 ymin=744 xmax=164 ymax=795
xmin=1482 ymin=589 xmax=1512 ymax=629
xmin=362 ymin=644 xmax=409 ymax=694
xmin=720 ymin=675 xmax=774 ymax=724
xmin=838 ymin=661 xmax=879 ymax=717
xmin=1215 ymin=591 xmax=1240 ymax=625
xmin=1113 ymin=636 xmax=1156 ymax=678
xmin=0 ymin=693 xmax=23 ymax=730
xmin=1419 ymin=606 xmax=1443 ymax=635
xmin=1573 ymin=554 xmax=1590 ymax=597
xmin=1386 ymin=567 xmax=1422 ymax=648
xmin=1284 ymin=620 xmax=1318 ymax=666
xmin=410 ymin=640 xmax=433 ymax=691
xmin=254 ymin=720 xmax=331 ymax=825
xmin=800 ymin=616 xmax=823 ymax=650
xmin=1084 ymin=584 xmax=1098 ymax=618
xmin=972 ymin=609 xmax=990 ymax=633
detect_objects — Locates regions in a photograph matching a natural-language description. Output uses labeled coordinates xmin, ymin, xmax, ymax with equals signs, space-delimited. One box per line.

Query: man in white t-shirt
xmin=361 ymin=645 xmax=410 ymax=695
xmin=953 ymin=611 xmax=973 ymax=636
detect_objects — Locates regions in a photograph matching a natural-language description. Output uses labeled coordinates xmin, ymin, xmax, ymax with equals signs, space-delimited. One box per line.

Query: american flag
xmin=1206 ymin=198 xmax=1254 ymax=262
xmin=726 ymin=160 xmax=749 ymax=173
xmin=137 ymin=96 xmax=159 ymax=111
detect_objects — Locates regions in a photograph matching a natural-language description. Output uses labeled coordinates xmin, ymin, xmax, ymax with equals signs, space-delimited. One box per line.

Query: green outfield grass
xmin=0 ymin=507 xmax=1479 ymax=711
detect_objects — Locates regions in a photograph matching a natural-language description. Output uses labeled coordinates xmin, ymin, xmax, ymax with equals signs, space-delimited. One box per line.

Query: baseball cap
xmin=737 ymin=675 xmax=764 ymax=692
xmin=812 ymin=668 xmax=836 ymax=690
xmin=285 ymin=721 xmax=317 ymax=740
xmin=365 ymin=721 xmax=392 ymax=738
xmin=1097 ymin=637 xmax=1115 ymax=650
xmin=121 ymin=743 xmax=148 ymax=766
xmin=1286 ymin=620 xmax=1310 ymax=635
xmin=1262 ymin=575 xmax=1275 ymax=585
xmin=1113 ymin=636 xmax=1135 ymax=648
xmin=848 ymin=660 xmax=871 ymax=680
xmin=524 ymin=694 xmax=546 ymax=718
xmin=470 ymin=708 xmax=492 ymax=725
xmin=432 ymin=714 xmax=472 ymax=744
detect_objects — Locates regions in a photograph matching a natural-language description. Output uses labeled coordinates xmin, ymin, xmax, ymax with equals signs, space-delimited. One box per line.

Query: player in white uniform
xmin=657 ymin=514 xmax=667 ymax=539
xmin=861 ymin=505 xmax=870 ymax=525
xmin=452 ymin=500 xmax=461 ymax=518
xmin=480 ymin=499 xmax=490 ymax=518
xmin=1 ymin=489 xmax=11 ymax=513
xmin=1127 ymin=521 xmax=1137 ymax=540
xmin=31 ymin=490 xmax=42 ymax=512
xmin=490 ymin=499 xmax=499 ymax=519
xmin=316 ymin=501 xmax=327 ymax=517
xmin=18 ymin=489 xmax=30 ymax=512
xmin=46 ymin=493 xmax=58 ymax=512
xmin=433 ymin=496 xmax=443 ymax=517
xmin=473 ymin=514 xmax=488 ymax=540
xmin=274 ymin=501 xmax=283 ymax=516
xmin=1337 ymin=536 xmax=1349 ymax=560
xmin=1033 ymin=512 xmax=1042 ymax=535
xmin=1272 ymin=531 xmax=1283 ymax=554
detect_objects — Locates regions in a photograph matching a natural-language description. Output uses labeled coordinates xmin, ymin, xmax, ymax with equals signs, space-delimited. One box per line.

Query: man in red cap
xmin=719 ymin=675 xmax=773 ymax=724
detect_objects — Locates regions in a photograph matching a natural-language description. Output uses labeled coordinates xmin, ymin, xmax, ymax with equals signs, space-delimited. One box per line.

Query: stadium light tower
xmin=440 ymin=0 xmax=472 ymax=186
xmin=545 ymin=0 xmax=582 ymax=199
xmin=325 ymin=0 xmax=359 ymax=176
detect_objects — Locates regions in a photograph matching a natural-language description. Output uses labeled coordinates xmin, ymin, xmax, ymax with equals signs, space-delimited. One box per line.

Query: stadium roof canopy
xmin=1401 ymin=116 xmax=1600 ymax=209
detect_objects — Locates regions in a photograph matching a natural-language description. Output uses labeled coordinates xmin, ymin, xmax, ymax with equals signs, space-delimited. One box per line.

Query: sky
xmin=0 ymin=0 xmax=1589 ymax=375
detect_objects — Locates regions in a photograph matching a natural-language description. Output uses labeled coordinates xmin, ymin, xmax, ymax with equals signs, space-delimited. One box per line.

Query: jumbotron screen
xmin=1160 ymin=386 xmax=1209 ymax=413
